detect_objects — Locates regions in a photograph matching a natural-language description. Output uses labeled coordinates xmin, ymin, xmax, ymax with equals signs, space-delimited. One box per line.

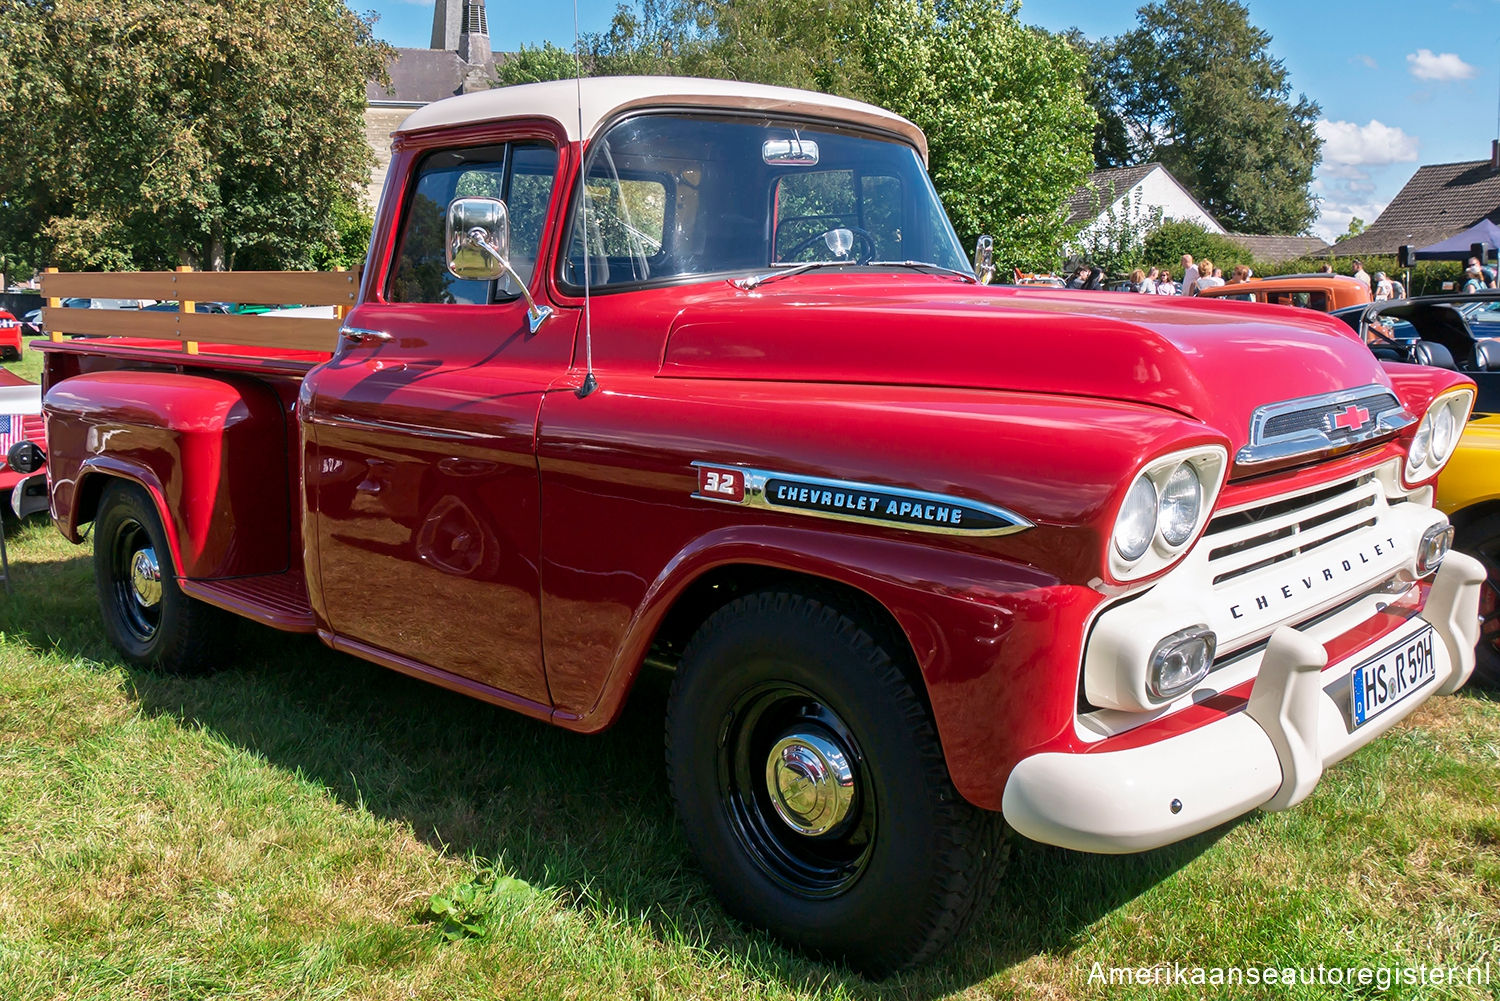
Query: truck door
xmin=302 ymin=141 xmax=572 ymax=708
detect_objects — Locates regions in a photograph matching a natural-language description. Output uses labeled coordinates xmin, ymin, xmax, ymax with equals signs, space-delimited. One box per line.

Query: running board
xmin=182 ymin=573 xmax=316 ymax=632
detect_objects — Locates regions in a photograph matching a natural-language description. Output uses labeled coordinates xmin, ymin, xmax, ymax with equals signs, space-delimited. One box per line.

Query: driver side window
xmin=387 ymin=142 xmax=559 ymax=305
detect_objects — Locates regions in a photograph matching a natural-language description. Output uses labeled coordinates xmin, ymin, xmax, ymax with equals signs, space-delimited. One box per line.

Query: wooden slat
xmin=43 ymin=308 xmax=338 ymax=353
xmin=41 ymin=269 xmax=361 ymax=306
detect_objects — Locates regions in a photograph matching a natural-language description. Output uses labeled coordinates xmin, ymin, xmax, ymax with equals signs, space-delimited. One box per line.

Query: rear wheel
xmin=665 ymin=590 xmax=1006 ymax=975
xmin=94 ymin=480 xmax=231 ymax=674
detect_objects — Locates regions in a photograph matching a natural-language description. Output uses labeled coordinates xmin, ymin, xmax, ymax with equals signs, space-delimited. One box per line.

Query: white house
xmin=1065 ymin=163 xmax=1224 ymax=241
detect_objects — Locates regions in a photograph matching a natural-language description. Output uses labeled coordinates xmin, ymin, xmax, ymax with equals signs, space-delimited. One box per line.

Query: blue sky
xmin=358 ymin=0 xmax=1500 ymax=240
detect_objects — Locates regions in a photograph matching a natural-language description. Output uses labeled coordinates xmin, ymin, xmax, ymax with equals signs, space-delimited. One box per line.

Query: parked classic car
xmin=0 ymin=368 xmax=49 ymax=517
xmin=1198 ymin=272 xmax=1372 ymax=312
xmin=0 ymin=310 xmax=23 ymax=361
xmin=32 ymin=78 xmax=1483 ymax=972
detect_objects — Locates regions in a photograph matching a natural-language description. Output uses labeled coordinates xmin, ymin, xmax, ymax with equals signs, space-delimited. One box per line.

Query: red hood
xmin=660 ymin=278 xmax=1394 ymax=456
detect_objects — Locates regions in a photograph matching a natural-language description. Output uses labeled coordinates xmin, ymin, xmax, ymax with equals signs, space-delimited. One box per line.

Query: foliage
xmin=425 ymin=868 xmax=540 ymax=941
xmin=1065 ymin=188 xmax=1162 ymax=276
xmin=1084 ymin=2 xmax=1321 ymax=235
xmin=494 ymin=0 xmax=1095 ymax=271
xmin=842 ymin=1 xmax=1095 ymax=269
xmin=309 ymin=198 xmax=375 ymax=272
xmin=1343 ymin=216 xmax=1368 ymax=238
xmin=1142 ymin=221 xmax=1255 ymax=273
xmin=0 ymin=0 xmax=391 ymax=273
xmin=496 ymin=41 xmax=585 ymax=86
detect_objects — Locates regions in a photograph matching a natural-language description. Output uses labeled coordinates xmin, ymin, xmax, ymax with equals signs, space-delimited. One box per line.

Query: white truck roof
xmin=394 ymin=76 xmax=929 ymax=162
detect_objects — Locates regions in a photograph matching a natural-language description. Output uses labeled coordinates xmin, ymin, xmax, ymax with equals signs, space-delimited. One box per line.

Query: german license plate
xmin=1351 ymin=626 xmax=1436 ymax=728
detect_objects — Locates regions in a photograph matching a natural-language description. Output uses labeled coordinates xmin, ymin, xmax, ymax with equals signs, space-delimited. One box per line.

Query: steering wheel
xmin=782 ymin=226 xmax=878 ymax=265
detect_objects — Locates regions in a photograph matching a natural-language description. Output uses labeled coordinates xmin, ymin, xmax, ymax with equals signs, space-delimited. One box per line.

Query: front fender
xmin=1436 ymin=413 xmax=1500 ymax=517
xmin=45 ymin=371 xmax=290 ymax=579
xmin=557 ymin=523 xmax=1104 ymax=812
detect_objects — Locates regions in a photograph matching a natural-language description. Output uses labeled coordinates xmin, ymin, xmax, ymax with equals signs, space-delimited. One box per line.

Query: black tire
xmin=1454 ymin=513 xmax=1500 ymax=688
xmin=93 ymin=480 xmax=232 ymax=674
xmin=665 ymin=590 xmax=1007 ymax=975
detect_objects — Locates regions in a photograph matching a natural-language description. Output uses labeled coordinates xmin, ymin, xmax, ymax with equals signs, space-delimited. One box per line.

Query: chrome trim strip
xmin=305 ymin=413 xmax=497 ymax=441
xmin=1236 ymin=383 xmax=1413 ymax=466
xmin=690 ymin=462 xmax=1033 ymax=536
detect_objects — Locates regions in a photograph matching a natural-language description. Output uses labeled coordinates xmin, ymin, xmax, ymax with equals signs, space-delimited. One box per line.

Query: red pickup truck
xmin=34 ymin=78 xmax=1485 ymax=972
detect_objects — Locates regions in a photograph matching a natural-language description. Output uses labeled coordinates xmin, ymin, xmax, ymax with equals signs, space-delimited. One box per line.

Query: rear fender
xmin=45 ymin=371 xmax=290 ymax=579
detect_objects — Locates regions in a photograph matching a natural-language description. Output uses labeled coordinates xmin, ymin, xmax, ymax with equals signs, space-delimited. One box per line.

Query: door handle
xmin=339 ymin=326 xmax=392 ymax=345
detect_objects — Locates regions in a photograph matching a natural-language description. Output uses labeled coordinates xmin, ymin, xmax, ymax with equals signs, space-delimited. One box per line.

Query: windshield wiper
xmin=734 ymin=261 xmax=856 ymax=290
xmin=867 ymin=260 xmax=977 ymax=283
xmin=735 ymin=259 xmax=977 ymax=291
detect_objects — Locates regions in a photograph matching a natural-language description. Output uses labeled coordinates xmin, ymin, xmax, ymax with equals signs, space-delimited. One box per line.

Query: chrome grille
xmin=1204 ymin=474 xmax=1381 ymax=586
xmin=1261 ymin=391 xmax=1397 ymax=438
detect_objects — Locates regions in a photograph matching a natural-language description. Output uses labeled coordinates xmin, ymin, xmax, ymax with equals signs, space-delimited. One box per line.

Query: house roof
xmin=1330 ymin=158 xmax=1500 ymax=257
xmin=394 ymin=76 xmax=929 ymax=160
xmin=1224 ymin=233 xmax=1331 ymax=261
xmin=367 ymin=48 xmax=467 ymax=105
xmin=367 ymin=47 xmax=512 ymax=106
xmin=1066 ymin=163 xmax=1160 ymax=226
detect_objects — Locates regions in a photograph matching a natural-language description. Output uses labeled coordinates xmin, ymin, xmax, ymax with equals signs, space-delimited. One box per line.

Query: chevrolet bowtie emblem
xmin=1330 ymin=404 xmax=1371 ymax=432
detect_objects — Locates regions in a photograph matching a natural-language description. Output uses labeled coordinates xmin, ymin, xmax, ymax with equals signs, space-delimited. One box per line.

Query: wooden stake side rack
xmin=39 ymin=266 xmax=361 ymax=356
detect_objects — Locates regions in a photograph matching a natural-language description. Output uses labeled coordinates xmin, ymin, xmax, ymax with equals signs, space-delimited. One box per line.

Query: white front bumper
xmin=1000 ymin=551 xmax=1484 ymax=854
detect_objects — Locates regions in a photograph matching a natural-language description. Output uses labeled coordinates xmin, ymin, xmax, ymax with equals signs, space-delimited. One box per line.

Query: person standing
xmin=1141 ymin=267 xmax=1159 ymax=294
xmin=1155 ymin=270 xmax=1176 ymax=295
xmin=1374 ymin=272 xmax=1394 ymax=301
xmin=1194 ymin=259 xmax=1225 ymax=293
xmin=1180 ymin=255 xmax=1199 ymax=297
xmin=1351 ymin=260 xmax=1371 ymax=292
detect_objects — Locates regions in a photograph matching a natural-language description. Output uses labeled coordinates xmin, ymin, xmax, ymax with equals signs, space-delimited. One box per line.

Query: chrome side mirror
xmin=445 ymin=196 xmax=552 ymax=333
xmin=973 ymin=235 xmax=995 ymax=285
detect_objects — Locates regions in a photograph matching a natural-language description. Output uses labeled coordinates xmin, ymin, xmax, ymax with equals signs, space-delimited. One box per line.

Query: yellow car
xmin=1437 ymin=414 xmax=1500 ymax=686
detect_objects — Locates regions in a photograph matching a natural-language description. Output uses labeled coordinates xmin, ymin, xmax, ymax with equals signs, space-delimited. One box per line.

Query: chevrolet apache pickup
xmin=33 ymin=78 xmax=1485 ymax=973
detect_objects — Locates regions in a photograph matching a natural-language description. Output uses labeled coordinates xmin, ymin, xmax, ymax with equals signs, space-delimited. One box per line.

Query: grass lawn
xmin=0 ymin=339 xmax=1495 ymax=998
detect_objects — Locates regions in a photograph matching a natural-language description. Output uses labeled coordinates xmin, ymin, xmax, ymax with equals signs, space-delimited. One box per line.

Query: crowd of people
xmin=1061 ymin=252 xmax=1500 ymax=301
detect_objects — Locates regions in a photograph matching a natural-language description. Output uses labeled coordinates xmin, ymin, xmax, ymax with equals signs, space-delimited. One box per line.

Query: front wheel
xmin=1454 ymin=513 xmax=1500 ymax=688
xmin=665 ymin=591 xmax=1006 ymax=975
xmin=93 ymin=480 xmax=231 ymax=674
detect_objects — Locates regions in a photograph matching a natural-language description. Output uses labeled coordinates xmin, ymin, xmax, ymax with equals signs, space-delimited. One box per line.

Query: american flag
xmin=0 ymin=413 xmax=41 ymax=461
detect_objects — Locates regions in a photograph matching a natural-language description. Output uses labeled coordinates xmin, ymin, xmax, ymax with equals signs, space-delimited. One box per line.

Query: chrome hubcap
xmin=765 ymin=731 xmax=855 ymax=836
xmin=129 ymin=548 xmax=162 ymax=608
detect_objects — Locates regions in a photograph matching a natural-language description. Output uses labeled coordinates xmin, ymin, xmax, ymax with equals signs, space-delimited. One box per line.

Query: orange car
xmin=1197 ymin=273 xmax=1372 ymax=312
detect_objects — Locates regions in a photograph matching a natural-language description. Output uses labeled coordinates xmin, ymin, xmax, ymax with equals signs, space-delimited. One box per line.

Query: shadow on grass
xmin=0 ymin=529 xmax=1223 ymax=998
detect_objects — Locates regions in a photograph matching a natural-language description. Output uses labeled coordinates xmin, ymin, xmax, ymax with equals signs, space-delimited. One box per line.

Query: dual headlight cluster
xmin=1109 ymin=447 xmax=1229 ymax=581
xmin=1405 ymin=388 xmax=1474 ymax=484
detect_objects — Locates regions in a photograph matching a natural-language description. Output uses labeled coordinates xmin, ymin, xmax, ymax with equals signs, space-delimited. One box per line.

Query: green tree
xmin=1088 ymin=2 xmax=1321 ymax=235
xmin=1142 ymin=220 xmax=1251 ymax=272
xmin=1344 ymin=216 xmax=1367 ymax=238
xmin=0 ymin=0 xmax=391 ymax=273
xmin=841 ymin=0 xmax=1095 ymax=268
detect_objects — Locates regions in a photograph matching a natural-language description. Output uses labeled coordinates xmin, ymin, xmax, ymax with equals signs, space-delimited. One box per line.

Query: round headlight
xmin=1114 ymin=474 xmax=1157 ymax=562
xmin=1430 ymin=403 xmax=1457 ymax=463
xmin=1158 ymin=462 xmax=1203 ymax=547
xmin=1409 ymin=413 xmax=1432 ymax=470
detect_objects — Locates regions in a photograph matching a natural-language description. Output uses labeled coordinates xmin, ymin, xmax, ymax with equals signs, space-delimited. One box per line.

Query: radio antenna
xmin=573 ymin=0 xmax=598 ymax=398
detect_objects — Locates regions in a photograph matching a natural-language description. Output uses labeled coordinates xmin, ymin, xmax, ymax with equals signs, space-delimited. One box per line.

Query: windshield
xmin=560 ymin=113 xmax=970 ymax=290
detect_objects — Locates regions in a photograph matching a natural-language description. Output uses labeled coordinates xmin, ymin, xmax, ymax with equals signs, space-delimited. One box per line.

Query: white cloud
xmin=1316 ymin=119 xmax=1420 ymax=166
xmin=1353 ymin=54 xmax=1378 ymax=69
xmin=1407 ymin=49 xmax=1477 ymax=81
xmin=1313 ymin=199 xmax=1390 ymax=244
